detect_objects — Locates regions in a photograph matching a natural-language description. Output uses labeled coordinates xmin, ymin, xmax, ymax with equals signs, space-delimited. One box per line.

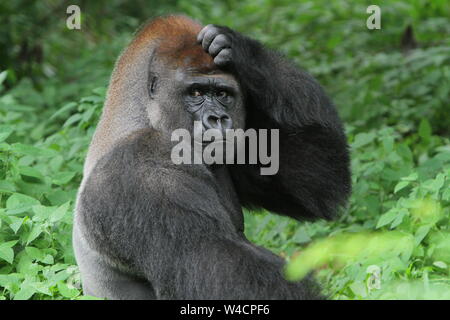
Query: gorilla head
xmin=85 ymin=16 xmax=245 ymax=176
xmin=147 ymin=60 xmax=246 ymax=144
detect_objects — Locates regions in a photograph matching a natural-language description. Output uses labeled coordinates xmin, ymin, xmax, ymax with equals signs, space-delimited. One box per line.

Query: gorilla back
xmin=74 ymin=15 xmax=350 ymax=300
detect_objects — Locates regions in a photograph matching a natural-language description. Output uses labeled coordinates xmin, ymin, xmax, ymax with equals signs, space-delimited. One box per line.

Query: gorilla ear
xmin=148 ymin=72 xmax=159 ymax=99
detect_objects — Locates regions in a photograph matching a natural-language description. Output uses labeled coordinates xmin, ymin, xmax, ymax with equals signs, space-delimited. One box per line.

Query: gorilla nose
xmin=203 ymin=112 xmax=233 ymax=131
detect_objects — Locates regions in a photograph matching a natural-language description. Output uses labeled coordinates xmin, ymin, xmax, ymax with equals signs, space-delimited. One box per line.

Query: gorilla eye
xmin=190 ymin=89 xmax=203 ymax=97
xmin=216 ymin=91 xmax=228 ymax=98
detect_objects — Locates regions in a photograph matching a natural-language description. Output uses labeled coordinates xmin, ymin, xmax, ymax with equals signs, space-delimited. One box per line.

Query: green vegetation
xmin=0 ymin=0 xmax=449 ymax=299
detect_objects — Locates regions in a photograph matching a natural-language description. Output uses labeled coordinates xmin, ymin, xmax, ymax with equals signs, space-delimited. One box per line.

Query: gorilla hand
xmin=196 ymin=23 xmax=272 ymax=95
xmin=197 ymin=24 xmax=232 ymax=67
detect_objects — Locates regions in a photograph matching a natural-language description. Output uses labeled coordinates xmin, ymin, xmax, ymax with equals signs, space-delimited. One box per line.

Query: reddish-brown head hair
xmin=131 ymin=15 xmax=215 ymax=72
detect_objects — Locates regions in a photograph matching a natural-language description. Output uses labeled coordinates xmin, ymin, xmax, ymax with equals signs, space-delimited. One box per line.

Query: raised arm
xmin=198 ymin=25 xmax=351 ymax=220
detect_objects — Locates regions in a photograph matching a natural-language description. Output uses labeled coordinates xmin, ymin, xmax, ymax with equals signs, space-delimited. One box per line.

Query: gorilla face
xmin=184 ymin=76 xmax=236 ymax=132
xmin=149 ymin=67 xmax=246 ymax=150
xmin=182 ymin=73 xmax=245 ymax=142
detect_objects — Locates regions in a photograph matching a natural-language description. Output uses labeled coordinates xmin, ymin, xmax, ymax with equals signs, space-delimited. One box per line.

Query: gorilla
xmin=73 ymin=15 xmax=350 ymax=300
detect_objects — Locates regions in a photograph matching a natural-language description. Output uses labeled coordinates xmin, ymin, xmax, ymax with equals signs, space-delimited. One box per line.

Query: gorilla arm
xmin=78 ymin=129 xmax=321 ymax=299
xmin=198 ymin=25 xmax=351 ymax=221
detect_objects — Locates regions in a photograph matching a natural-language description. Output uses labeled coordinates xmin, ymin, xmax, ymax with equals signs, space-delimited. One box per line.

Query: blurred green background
xmin=0 ymin=0 xmax=449 ymax=299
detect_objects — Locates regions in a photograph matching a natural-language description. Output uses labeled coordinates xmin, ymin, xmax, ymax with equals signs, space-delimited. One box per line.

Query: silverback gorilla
xmin=73 ymin=15 xmax=351 ymax=299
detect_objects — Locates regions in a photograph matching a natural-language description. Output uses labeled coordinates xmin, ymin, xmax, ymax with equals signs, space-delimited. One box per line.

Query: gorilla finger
xmin=208 ymin=34 xmax=230 ymax=57
xmin=197 ymin=24 xmax=213 ymax=43
xmin=214 ymin=48 xmax=232 ymax=67
xmin=201 ymin=27 xmax=219 ymax=51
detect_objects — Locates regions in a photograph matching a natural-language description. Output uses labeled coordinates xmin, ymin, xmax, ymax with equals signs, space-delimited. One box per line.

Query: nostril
xmin=204 ymin=113 xmax=232 ymax=131
xmin=207 ymin=115 xmax=220 ymax=129
xmin=220 ymin=115 xmax=232 ymax=130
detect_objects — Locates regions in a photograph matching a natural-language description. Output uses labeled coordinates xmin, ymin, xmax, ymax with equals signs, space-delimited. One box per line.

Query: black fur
xmin=199 ymin=25 xmax=351 ymax=220
xmin=79 ymin=130 xmax=322 ymax=299
xmin=75 ymin=21 xmax=350 ymax=300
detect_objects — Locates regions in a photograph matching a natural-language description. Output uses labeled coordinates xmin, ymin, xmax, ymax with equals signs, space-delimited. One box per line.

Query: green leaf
xmin=0 ymin=274 xmax=22 ymax=289
xmin=414 ymin=225 xmax=432 ymax=245
xmin=82 ymin=107 xmax=95 ymax=123
xmin=394 ymin=181 xmax=410 ymax=193
xmin=9 ymin=216 xmax=25 ymax=233
xmin=427 ymin=173 xmax=445 ymax=194
xmin=10 ymin=143 xmax=57 ymax=157
xmin=32 ymin=205 xmax=54 ymax=222
xmin=41 ymin=254 xmax=54 ymax=265
xmin=57 ymin=281 xmax=80 ymax=299
xmin=390 ymin=208 xmax=407 ymax=228
xmin=0 ymin=241 xmax=17 ymax=248
xmin=50 ymin=201 xmax=70 ymax=223
xmin=52 ymin=171 xmax=76 ymax=185
xmin=376 ymin=209 xmax=397 ymax=229
xmin=418 ymin=119 xmax=432 ymax=143
xmin=442 ymin=187 xmax=450 ymax=201
xmin=402 ymin=172 xmax=418 ymax=182
xmin=349 ymin=281 xmax=367 ymax=298
xmin=0 ymin=70 xmax=8 ymax=85
xmin=92 ymin=87 xmax=106 ymax=96
xmin=6 ymin=193 xmax=40 ymax=215
xmin=0 ymin=180 xmax=16 ymax=193
xmin=80 ymin=95 xmax=103 ymax=103
xmin=46 ymin=190 xmax=73 ymax=206
xmin=17 ymin=255 xmax=39 ymax=276
xmin=382 ymin=136 xmax=394 ymax=153
xmin=0 ymin=125 xmax=13 ymax=142
xmin=14 ymin=283 xmax=36 ymax=300
xmin=63 ymin=114 xmax=82 ymax=127
xmin=433 ymin=261 xmax=448 ymax=269
xmin=33 ymin=282 xmax=52 ymax=296
xmin=292 ymin=227 xmax=311 ymax=244
xmin=50 ymin=102 xmax=77 ymax=120
xmin=0 ymin=246 xmax=14 ymax=264
xmin=26 ymin=224 xmax=43 ymax=244
xmin=25 ymin=247 xmax=44 ymax=261
xmin=352 ymin=132 xmax=376 ymax=149
xmin=18 ymin=166 xmax=45 ymax=180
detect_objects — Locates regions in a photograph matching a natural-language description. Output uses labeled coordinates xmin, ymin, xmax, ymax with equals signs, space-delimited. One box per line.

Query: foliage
xmin=247 ymin=123 xmax=450 ymax=299
xmin=0 ymin=0 xmax=449 ymax=299
xmin=0 ymin=70 xmax=104 ymax=298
